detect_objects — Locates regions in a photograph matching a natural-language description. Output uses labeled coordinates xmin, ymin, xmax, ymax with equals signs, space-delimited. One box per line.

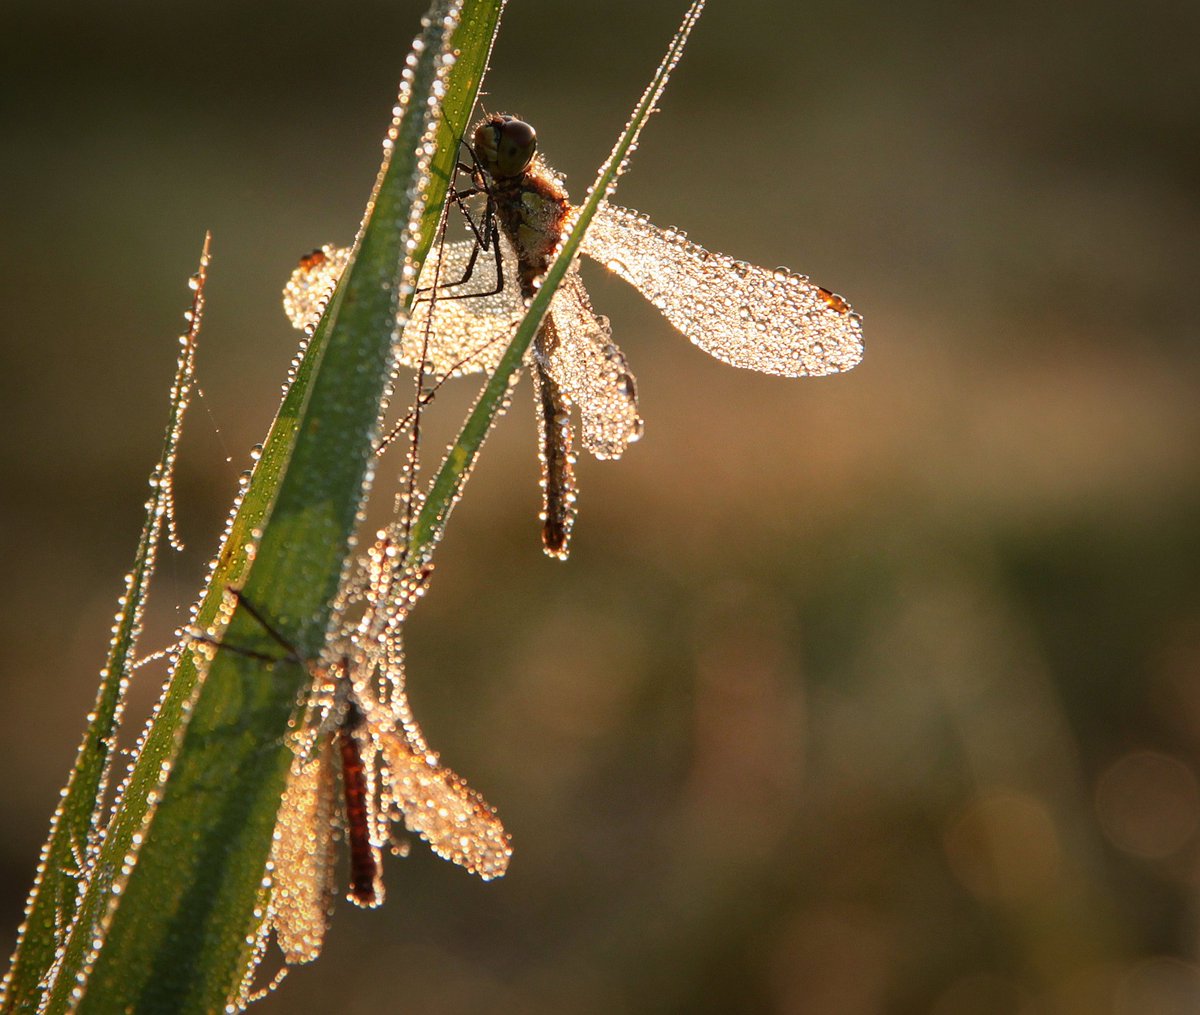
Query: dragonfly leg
xmin=186 ymin=587 xmax=306 ymax=667
xmin=416 ymin=154 xmax=506 ymax=302
xmin=186 ymin=629 xmax=283 ymax=666
xmin=418 ymin=202 xmax=506 ymax=304
xmin=229 ymin=589 xmax=308 ymax=664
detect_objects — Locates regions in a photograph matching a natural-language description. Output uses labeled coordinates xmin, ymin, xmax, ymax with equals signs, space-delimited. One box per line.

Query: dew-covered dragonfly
xmin=284 ymin=114 xmax=864 ymax=558
xmin=200 ymin=577 xmax=510 ymax=971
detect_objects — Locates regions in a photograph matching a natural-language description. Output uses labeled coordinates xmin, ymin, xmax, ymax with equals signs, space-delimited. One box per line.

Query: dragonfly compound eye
xmin=474 ymin=115 xmax=537 ymax=179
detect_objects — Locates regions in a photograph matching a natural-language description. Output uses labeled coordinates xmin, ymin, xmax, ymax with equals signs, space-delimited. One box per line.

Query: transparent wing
xmin=267 ymin=741 xmax=339 ymax=965
xmin=402 ymin=239 xmax=525 ymax=377
xmin=351 ymin=573 xmax=513 ymax=882
xmin=378 ymin=734 xmax=512 ymax=881
xmin=581 ymin=202 xmax=864 ymax=377
xmin=282 ymin=245 xmax=349 ymax=333
xmin=541 ymin=268 xmax=643 ymax=460
xmin=281 ymin=241 xmax=524 ymax=378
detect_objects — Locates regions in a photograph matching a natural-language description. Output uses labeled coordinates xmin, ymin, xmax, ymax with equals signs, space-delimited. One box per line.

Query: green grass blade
xmin=407 ymin=0 xmax=706 ymax=563
xmin=0 ymin=238 xmax=209 ymax=1014
xmin=32 ymin=4 xmax=502 ymax=1012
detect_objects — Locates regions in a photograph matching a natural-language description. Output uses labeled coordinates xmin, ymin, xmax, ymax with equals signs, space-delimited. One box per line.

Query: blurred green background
xmin=3 ymin=1 xmax=1199 ymax=1011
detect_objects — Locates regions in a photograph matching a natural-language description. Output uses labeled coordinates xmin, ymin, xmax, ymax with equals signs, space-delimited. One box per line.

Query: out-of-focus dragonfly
xmin=284 ymin=114 xmax=864 ymax=558
xmin=196 ymin=574 xmax=511 ymax=971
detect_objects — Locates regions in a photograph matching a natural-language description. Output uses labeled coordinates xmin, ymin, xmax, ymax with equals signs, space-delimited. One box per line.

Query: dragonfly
xmin=197 ymin=562 xmax=511 ymax=973
xmin=284 ymin=113 xmax=864 ymax=558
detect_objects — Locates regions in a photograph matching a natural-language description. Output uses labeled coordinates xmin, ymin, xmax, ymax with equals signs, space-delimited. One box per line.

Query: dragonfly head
xmin=472 ymin=114 xmax=537 ymax=180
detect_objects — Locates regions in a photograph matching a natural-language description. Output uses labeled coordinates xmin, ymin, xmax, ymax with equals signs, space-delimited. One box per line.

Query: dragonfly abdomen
xmin=486 ymin=156 xmax=578 ymax=556
xmin=337 ymin=709 xmax=382 ymax=908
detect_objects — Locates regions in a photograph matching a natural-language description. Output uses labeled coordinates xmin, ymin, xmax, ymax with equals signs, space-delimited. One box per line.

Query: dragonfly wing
xmin=581 ymin=202 xmax=864 ymax=377
xmin=355 ymin=612 xmax=510 ymax=880
xmin=403 ymin=239 xmax=525 ymax=377
xmin=268 ymin=740 xmax=339 ymax=965
xmin=379 ymin=734 xmax=512 ymax=881
xmin=282 ymin=245 xmax=349 ymax=332
xmin=281 ymin=241 xmax=524 ymax=378
xmin=540 ymin=267 xmax=644 ymax=459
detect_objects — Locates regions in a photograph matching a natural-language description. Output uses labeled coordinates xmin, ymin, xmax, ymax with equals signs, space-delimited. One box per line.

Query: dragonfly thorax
xmin=470 ymin=115 xmax=571 ymax=300
xmin=472 ymin=114 xmax=537 ymax=180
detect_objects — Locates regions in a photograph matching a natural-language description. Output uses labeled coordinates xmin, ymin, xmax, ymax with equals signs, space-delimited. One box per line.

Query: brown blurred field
xmin=2 ymin=2 xmax=1199 ymax=1012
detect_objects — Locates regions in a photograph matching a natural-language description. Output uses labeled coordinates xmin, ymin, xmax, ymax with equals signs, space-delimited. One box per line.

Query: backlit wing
xmin=401 ymin=239 xmax=524 ymax=377
xmin=541 ymin=269 xmax=643 ymax=460
xmin=581 ymin=202 xmax=864 ymax=377
xmin=267 ymin=740 xmax=339 ymax=965
xmin=379 ymin=734 xmax=512 ymax=881
xmin=282 ymin=241 xmax=524 ymax=378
